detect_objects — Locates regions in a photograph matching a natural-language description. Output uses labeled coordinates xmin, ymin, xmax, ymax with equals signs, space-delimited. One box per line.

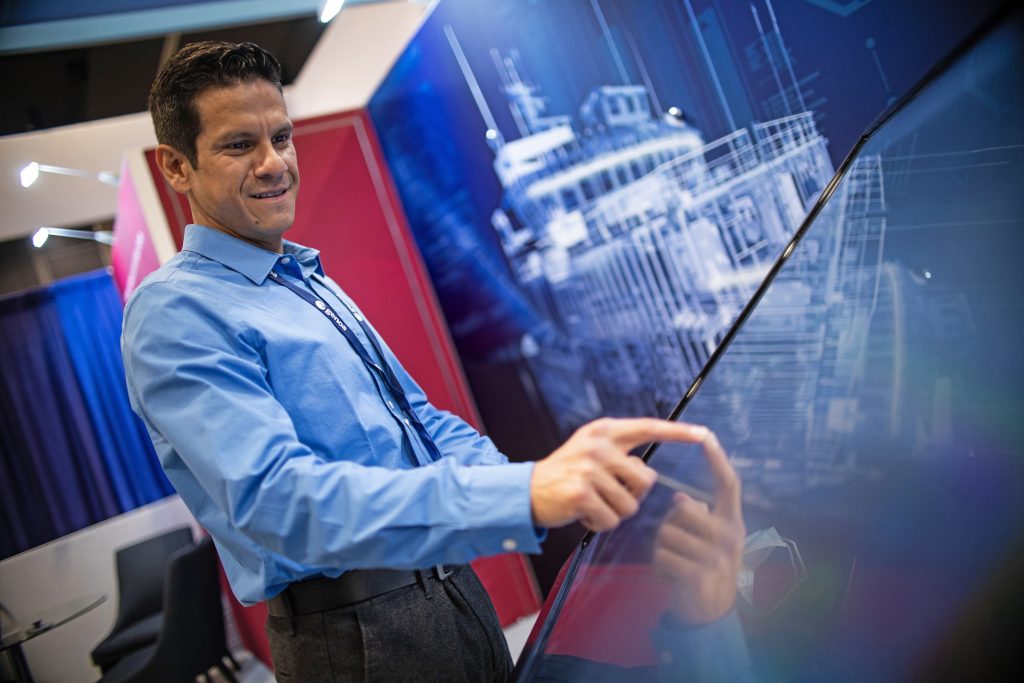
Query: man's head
xmin=150 ymin=41 xmax=299 ymax=252
xmin=149 ymin=41 xmax=282 ymax=169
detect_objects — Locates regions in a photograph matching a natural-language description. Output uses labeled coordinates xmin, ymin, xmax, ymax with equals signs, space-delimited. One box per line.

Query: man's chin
xmin=252 ymin=211 xmax=296 ymax=234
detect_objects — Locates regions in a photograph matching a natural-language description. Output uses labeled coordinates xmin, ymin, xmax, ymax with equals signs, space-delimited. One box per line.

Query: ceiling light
xmin=319 ymin=0 xmax=345 ymax=23
xmin=30 ymin=227 xmax=114 ymax=248
xmin=18 ymin=162 xmax=119 ymax=188
xmin=20 ymin=162 xmax=40 ymax=188
xmin=32 ymin=227 xmax=49 ymax=248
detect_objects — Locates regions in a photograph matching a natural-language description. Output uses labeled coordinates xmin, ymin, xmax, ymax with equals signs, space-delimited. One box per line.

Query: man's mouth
xmin=250 ymin=188 xmax=288 ymax=199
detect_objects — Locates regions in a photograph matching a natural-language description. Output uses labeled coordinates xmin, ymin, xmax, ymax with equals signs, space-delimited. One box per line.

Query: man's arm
xmin=125 ymin=282 xmax=712 ymax=571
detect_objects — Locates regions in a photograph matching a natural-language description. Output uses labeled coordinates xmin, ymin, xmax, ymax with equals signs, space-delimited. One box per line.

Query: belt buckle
xmin=434 ymin=564 xmax=454 ymax=581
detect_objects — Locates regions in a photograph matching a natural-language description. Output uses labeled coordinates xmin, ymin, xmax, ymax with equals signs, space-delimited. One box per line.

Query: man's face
xmin=177 ymin=80 xmax=299 ymax=252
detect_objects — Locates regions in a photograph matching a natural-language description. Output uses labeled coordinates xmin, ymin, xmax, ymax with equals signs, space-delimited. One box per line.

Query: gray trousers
xmin=265 ymin=566 xmax=514 ymax=682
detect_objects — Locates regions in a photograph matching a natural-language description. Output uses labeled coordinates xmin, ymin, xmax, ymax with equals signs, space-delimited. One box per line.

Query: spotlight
xmin=319 ymin=0 xmax=345 ymax=23
xmin=20 ymin=162 xmax=40 ymax=188
xmin=18 ymin=162 xmax=119 ymax=188
xmin=29 ymin=227 xmax=114 ymax=248
xmin=32 ymin=227 xmax=49 ymax=248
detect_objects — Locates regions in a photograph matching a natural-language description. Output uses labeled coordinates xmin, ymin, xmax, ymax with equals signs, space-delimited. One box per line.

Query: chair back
xmin=112 ymin=526 xmax=193 ymax=630
xmin=148 ymin=536 xmax=230 ymax=680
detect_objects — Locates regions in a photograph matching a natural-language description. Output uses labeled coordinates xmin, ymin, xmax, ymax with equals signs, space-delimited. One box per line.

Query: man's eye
xmin=273 ymin=134 xmax=291 ymax=145
xmin=227 ymin=141 xmax=250 ymax=150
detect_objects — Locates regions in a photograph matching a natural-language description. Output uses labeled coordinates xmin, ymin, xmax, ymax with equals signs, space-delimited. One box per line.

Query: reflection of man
xmin=123 ymin=41 xmax=726 ymax=681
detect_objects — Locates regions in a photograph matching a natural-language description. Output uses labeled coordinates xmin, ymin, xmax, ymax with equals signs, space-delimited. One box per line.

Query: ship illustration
xmin=445 ymin=9 xmax=834 ymax=423
xmin=437 ymin=1 xmax=967 ymax=502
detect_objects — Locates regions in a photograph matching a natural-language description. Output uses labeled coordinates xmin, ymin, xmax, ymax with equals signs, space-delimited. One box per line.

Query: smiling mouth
xmin=250 ymin=188 xmax=288 ymax=199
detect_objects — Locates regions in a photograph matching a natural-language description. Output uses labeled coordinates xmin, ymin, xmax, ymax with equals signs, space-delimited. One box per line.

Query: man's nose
xmin=254 ymin=140 xmax=288 ymax=178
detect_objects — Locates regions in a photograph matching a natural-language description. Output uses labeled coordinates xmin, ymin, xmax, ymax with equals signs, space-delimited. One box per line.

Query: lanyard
xmin=267 ymin=269 xmax=442 ymax=463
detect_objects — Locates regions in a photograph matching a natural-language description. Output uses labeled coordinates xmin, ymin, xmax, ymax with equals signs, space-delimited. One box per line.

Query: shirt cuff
xmin=460 ymin=461 xmax=543 ymax=556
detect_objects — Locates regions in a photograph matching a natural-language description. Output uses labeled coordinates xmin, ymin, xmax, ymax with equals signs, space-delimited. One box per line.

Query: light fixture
xmin=318 ymin=0 xmax=345 ymax=23
xmin=32 ymin=227 xmax=49 ymax=248
xmin=31 ymin=227 xmax=114 ymax=248
xmin=19 ymin=162 xmax=119 ymax=188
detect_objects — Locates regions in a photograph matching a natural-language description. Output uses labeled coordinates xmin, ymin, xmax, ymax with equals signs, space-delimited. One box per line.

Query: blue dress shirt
xmin=122 ymin=225 xmax=540 ymax=605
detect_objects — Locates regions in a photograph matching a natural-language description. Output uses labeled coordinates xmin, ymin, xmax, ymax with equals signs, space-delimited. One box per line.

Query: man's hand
xmin=652 ymin=428 xmax=745 ymax=625
xmin=530 ymin=418 xmax=715 ymax=532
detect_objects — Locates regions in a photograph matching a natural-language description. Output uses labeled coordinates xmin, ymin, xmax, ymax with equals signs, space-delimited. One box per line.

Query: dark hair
xmin=148 ymin=41 xmax=282 ymax=166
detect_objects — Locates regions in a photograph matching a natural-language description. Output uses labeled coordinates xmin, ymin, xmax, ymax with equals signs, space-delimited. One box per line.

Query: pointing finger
xmin=592 ymin=418 xmax=714 ymax=451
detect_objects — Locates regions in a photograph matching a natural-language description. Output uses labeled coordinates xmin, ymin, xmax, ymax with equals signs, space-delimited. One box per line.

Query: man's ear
xmin=154 ymin=144 xmax=194 ymax=195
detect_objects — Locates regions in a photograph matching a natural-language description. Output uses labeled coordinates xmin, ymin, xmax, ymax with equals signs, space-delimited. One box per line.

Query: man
xmin=123 ymin=41 xmax=745 ymax=681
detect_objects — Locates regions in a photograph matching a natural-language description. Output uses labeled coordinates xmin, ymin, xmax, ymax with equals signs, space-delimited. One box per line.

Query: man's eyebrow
xmin=212 ymin=129 xmax=254 ymax=145
xmin=210 ymin=122 xmax=292 ymax=145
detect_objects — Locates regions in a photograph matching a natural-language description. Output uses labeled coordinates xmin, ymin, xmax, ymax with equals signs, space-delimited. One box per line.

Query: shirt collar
xmin=182 ymin=224 xmax=324 ymax=284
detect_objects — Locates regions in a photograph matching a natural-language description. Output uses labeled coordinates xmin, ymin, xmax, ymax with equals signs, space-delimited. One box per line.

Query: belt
xmin=266 ymin=565 xmax=457 ymax=617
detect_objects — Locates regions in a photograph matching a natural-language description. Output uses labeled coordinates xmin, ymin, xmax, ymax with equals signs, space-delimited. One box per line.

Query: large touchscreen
xmin=516 ymin=8 xmax=1023 ymax=681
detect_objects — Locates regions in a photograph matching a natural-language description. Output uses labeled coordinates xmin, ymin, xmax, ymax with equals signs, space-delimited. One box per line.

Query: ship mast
xmin=590 ymin=0 xmax=631 ymax=86
xmin=751 ymin=2 xmax=791 ymax=116
xmin=765 ymin=0 xmax=807 ymax=111
xmin=624 ymin=27 xmax=664 ymax=116
xmin=444 ymin=24 xmax=505 ymax=151
xmin=682 ymin=0 xmax=738 ymax=131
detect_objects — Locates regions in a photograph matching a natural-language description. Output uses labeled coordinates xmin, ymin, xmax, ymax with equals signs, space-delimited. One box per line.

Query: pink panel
xmin=110 ymin=157 xmax=161 ymax=302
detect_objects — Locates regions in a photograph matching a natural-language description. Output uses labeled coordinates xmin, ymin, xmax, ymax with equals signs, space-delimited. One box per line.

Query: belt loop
xmin=416 ymin=569 xmax=433 ymax=599
xmin=281 ymin=589 xmax=296 ymax=636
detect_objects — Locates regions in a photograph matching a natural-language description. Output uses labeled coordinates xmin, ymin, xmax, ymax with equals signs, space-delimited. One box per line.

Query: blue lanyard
xmin=267 ymin=269 xmax=442 ymax=463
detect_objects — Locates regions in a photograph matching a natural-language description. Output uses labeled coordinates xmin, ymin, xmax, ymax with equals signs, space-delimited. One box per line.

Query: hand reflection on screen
xmin=653 ymin=427 xmax=746 ymax=625
xmin=529 ymin=427 xmax=754 ymax=682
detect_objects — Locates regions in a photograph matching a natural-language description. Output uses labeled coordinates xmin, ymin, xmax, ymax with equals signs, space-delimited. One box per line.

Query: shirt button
xmin=404 ymin=418 xmax=411 ymax=426
xmin=280 ymin=256 xmax=291 ymax=264
xmin=502 ymin=538 xmax=517 ymax=552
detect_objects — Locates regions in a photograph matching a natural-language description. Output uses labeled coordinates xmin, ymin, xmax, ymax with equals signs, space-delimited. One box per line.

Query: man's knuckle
xmin=567 ymin=484 xmax=589 ymax=507
xmin=587 ymin=418 xmax=613 ymax=437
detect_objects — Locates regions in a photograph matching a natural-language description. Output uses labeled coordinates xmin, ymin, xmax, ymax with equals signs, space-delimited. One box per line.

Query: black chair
xmin=91 ymin=526 xmax=195 ymax=672
xmin=99 ymin=537 xmax=240 ymax=682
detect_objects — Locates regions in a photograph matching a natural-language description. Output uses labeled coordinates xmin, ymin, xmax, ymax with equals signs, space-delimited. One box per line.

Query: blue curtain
xmin=0 ymin=269 xmax=173 ymax=560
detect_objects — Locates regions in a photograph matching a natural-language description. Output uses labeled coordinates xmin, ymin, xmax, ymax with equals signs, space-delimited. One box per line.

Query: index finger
xmin=600 ymin=417 xmax=713 ymax=451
